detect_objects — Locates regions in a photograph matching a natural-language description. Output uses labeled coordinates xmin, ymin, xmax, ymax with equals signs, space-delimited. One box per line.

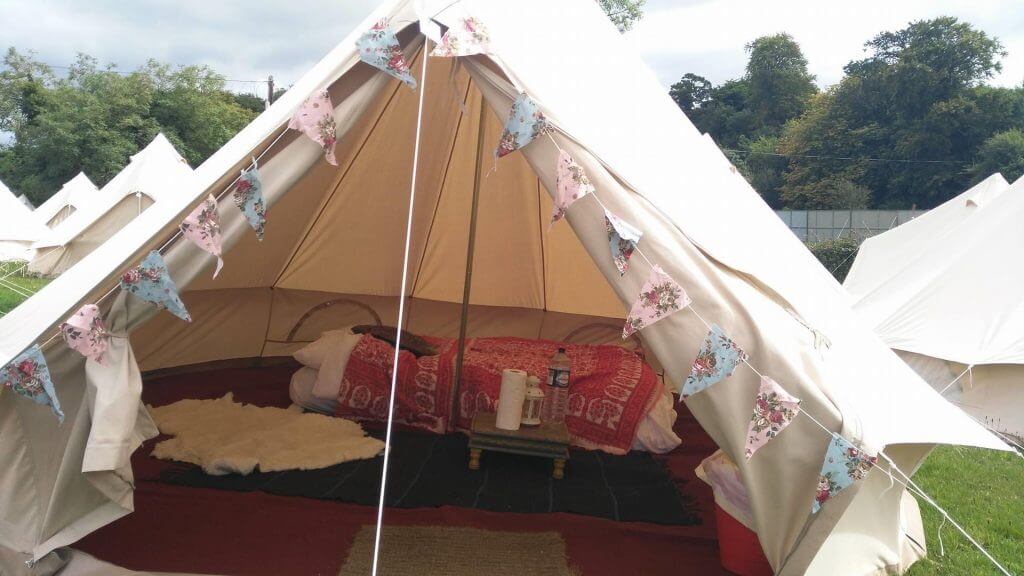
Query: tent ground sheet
xmin=76 ymin=364 xmax=726 ymax=576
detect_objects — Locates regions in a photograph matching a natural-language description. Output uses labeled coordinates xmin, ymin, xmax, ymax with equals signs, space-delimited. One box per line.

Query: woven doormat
xmin=338 ymin=525 xmax=575 ymax=576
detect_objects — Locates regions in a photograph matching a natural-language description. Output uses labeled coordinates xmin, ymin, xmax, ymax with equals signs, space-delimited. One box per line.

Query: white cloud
xmin=626 ymin=0 xmax=1024 ymax=88
xmin=0 ymin=0 xmax=1019 ymax=96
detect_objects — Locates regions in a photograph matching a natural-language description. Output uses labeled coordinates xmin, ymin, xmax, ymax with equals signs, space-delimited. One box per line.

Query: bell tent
xmin=846 ymin=174 xmax=1024 ymax=440
xmin=28 ymin=134 xmax=193 ymax=276
xmin=33 ymin=172 xmax=100 ymax=229
xmin=0 ymin=1 xmax=1011 ymax=575
xmin=0 ymin=178 xmax=48 ymax=262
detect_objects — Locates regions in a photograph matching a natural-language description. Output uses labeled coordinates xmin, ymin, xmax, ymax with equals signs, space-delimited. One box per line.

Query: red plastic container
xmin=715 ymin=504 xmax=774 ymax=576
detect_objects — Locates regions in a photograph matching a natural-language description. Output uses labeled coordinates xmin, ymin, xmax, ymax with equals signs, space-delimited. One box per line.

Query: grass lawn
xmin=0 ymin=271 xmax=50 ymax=314
xmin=906 ymin=445 xmax=1023 ymax=575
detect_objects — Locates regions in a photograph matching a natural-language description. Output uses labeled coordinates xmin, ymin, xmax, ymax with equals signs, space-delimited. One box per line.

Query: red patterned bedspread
xmin=335 ymin=335 xmax=663 ymax=454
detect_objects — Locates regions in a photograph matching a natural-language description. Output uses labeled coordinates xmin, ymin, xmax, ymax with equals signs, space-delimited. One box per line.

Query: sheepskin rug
xmin=149 ymin=393 xmax=385 ymax=475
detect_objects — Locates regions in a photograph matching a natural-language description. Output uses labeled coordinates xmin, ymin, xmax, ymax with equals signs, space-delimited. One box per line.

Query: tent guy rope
xmin=370 ymin=38 xmax=430 ymax=576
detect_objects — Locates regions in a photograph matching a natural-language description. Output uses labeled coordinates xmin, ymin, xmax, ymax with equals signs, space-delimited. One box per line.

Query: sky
xmin=0 ymin=0 xmax=1021 ymax=98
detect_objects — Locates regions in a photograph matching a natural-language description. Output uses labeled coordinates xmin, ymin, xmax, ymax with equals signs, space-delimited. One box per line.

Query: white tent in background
xmin=17 ymin=194 xmax=34 ymax=210
xmin=845 ymin=173 xmax=1010 ymax=299
xmin=29 ymin=135 xmax=193 ymax=276
xmin=846 ymin=174 xmax=1024 ymax=439
xmin=0 ymin=2 xmax=1011 ymax=575
xmin=0 ymin=178 xmax=48 ymax=262
xmin=33 ymin=172 xmax=100 ymax=229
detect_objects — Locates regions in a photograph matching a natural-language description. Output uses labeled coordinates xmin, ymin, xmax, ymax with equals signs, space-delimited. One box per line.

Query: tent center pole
xmin=451 ymin=91 xmax=488 ymax=429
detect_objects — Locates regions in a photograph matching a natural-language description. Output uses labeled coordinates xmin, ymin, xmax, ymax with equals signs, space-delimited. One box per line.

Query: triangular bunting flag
xmin=745 ymin=376 xmax=800 ymax=458
xmin=605 ymin=210 xmax=642 ymax=276
xmin=357 ymin=19 xmax=417 ymax=89
xmin=551 ymin=150 xmax=594 ymax=227
xmin=288 ymin=90 xmax=338 ymax=165
xmin=1 ymin=345 xmax=64 ymax=423
xmin=497 ymin=93 xmax=550 ymax=158
xmin=234 ymin=163 xmax=266 ymax=241
xmin=120 ymin=251 xmax=191 ymax=322
xmin=623 ymin=265 xmax=690 ymax=338
xmin=681 ymin=324 xmax=747 ymax=397
xmin=813 ymin=434 xmax=877 ymax=513
xmin=180 ymin=195 xmax=224 ymax=278
xmin=431 ymin=17 xmax=490 ymax=57
xmin=60 ymin=304 xmax=108 ymax=365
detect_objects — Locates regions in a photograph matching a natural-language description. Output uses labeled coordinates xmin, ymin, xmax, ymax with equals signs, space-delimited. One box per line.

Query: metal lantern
xmin=521 ymin=376 xmax=545 ymax=426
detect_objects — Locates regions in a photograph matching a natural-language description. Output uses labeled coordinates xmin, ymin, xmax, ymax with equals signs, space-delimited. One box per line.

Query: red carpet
xmin=76 ymin=365 xmax=726 ymax=576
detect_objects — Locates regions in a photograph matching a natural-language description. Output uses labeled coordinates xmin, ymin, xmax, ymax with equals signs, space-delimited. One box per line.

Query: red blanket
xmin=336 ymin=335 xmax=663 ymax=454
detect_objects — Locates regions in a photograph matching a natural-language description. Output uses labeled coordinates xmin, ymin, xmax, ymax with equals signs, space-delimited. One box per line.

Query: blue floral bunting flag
xmin=234 ymin=163 xmax=266 ymax=241
xmin=120 ymin=251 xmax=191 ymax=322
xmin=357 ymin=19 xmax=417 ymax=89
xmin=497 ymin=93 xmax=550 ymax=158
xmin=605 ymin=210 xmax=642 ymax=276
xmin=681 ymin=324 xmax=747 ymax=398
xmin=813 ymin=434 xmax=877 ymax=513
xmin=1 ymin=345 xmax=64 ymax=423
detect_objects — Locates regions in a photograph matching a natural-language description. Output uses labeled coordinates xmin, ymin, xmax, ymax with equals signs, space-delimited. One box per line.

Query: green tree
xmin=598 ymin=0 xmax=646 ymax=32
xmin=669 ymin=73 xmax=712 ymax=112
xmin=970 ymin=128 xmax=1024 ymax=183
xmin=745 ymin=33 xmax=817 ymax=130
xmin=780 ymin=17 xmax=1012 ymax=208
xmin=0 ymin=50 xmax=257 ymax=204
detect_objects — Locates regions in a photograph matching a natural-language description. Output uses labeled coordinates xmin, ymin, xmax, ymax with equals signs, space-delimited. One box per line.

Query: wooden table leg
xmin=553 ymin=458 xmax=565 ymax=480
xmin=469 ymin=448 xmax=482 ymax=470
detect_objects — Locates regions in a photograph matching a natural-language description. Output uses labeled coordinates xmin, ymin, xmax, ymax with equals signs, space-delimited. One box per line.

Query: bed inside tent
xmin=0 ymin=2 xmax=1013 ymax=576
xmin=67 ymin=24 xmax=723 ymax=576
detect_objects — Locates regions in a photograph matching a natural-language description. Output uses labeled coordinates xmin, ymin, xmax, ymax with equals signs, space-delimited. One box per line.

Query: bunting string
xmin=538 ymin=121 xmax=1014 ymax=573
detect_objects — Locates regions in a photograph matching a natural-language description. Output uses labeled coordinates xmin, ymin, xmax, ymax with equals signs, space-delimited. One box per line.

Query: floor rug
xmin=338 ymin=525 xmax=575 ymax=576
xmin=161 ymin=428 xmax=700 ymax=526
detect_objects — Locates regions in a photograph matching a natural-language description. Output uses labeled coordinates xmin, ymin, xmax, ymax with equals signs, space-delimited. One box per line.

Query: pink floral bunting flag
xmin=431 ymin=17 xmax=490 ymax=58
xmin=813 ymin=434 xmax=877 ymax=513
xmin=551 ymin=150 xmax=594 ymax=227
xmin=288 ymin=90 xmax=338 ymax=165
xmin=605 ymin=210 xmax=642 ymax=276
xmin=357 ymin=19 xmax=417 ymax=89
xmin=60 ymin=304 xmax=108 ymax=364
xmin=180 ymin=195 xmax=223 ymax=278
xmin=745 ymin=376 xmax=800 ymax=459
xmin=1 ymin=345 xmax=64 ymax=423
xmin=623 ymin=265 xmax=690 ymax=338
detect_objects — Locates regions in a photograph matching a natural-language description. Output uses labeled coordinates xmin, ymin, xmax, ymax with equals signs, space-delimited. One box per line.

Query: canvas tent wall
xmin=846 ymin=174 xmax=1024 ymax=439
xmin=0 ymin=178 xmax=48 ymax=262
xmin=34 ymin=172 xmax=100 ymax=229
xmin=29 ymin=135 xmax=193 ymax=276
xmin=0 ymin=2 xmax=1010 ymax=575
xmin=844 ymin=173 xmax=1009 ymax=300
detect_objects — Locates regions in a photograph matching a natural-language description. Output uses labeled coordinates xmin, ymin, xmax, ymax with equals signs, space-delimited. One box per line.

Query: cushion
xmin=292 ymin=327 xmax=355 ymax=369
xmin=351 ymin=325 xmax=437 ymax=357
xmin=312 ymin=330 xmax=363 ymax=400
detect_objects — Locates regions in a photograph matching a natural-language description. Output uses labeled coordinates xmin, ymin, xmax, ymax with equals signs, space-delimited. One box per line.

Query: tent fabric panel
xmin=898 ymin=350 xmax=1024 ymax=438
xmin=845 ymin=173 xmax=1009 ymax=300
xmin=132 ymin=288 xmax=273 ymax=372
xmin=258 ymin=288 xmax=627 ymax=361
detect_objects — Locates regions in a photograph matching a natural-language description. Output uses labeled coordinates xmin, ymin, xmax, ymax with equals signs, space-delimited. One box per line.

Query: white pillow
xmin=292 ymin=327 xmax=355 ymax=369
xmin=312 ymin=330 xmax=364 ymax=401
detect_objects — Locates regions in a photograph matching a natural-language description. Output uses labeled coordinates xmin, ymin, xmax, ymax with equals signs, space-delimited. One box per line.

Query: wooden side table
xmin=468 ymin=412 xmax=571 ymax=479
